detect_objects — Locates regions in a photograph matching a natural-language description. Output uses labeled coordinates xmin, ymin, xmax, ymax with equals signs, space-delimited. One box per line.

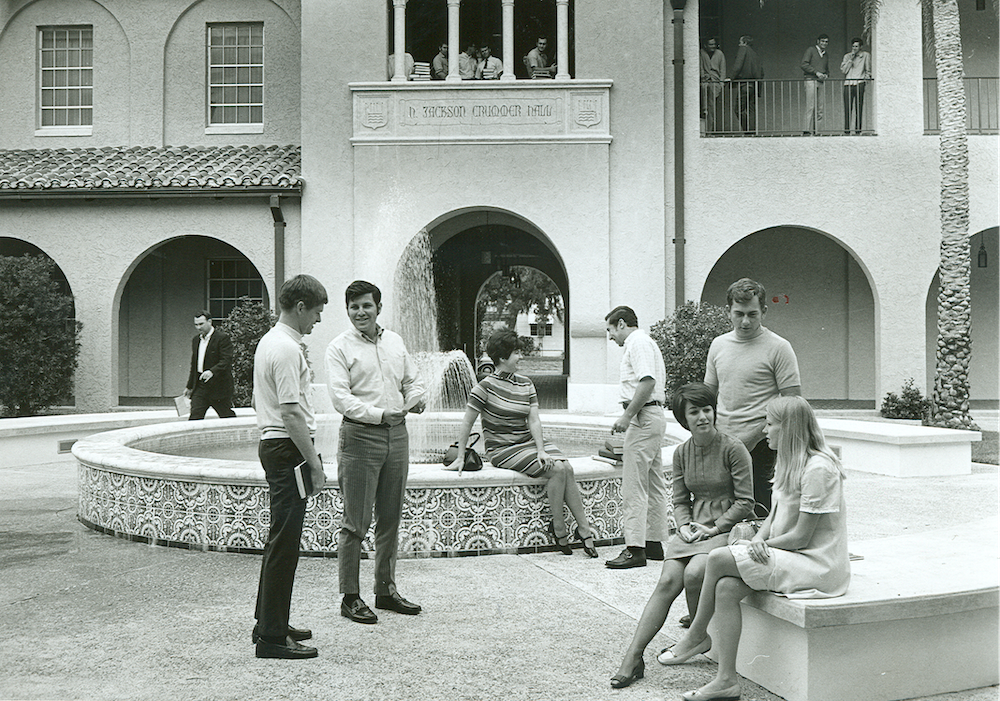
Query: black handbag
xmin=443 ymin=433 xmax=484 ymax=472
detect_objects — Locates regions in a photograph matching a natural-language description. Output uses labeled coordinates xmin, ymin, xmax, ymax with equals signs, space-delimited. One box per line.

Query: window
xmin=530 ymin=322 xmax=553 ymax=337
xmin=207 ymin=23 xmax=263 ymax=132
xmin=207 ymin=259 xmax=265 ymax=319
xmin=38 ymin=26 xmax=93 ymax=133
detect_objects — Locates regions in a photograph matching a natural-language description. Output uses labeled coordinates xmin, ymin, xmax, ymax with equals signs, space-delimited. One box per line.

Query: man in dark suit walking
xmin=184 ymin=311 xmax=236 ymax=420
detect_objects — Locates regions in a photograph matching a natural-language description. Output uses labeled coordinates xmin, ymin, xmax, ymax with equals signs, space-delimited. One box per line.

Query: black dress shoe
xmin=341 ymin=598 xmax=378 ymax=624
xmin=375 ymin=593 xmax=422 ymax=615
xmin=605 ymin=547 xmax=646 ymax=569
xmin=252 ymin=623 xmax=312 ymax=644
xmin=610 ymin=658 xmax=645 ymax=689
xmin=255 ymin=636 xmax=318 ymax=659
xmin=646 ymin=540 xmax=665 ymax=560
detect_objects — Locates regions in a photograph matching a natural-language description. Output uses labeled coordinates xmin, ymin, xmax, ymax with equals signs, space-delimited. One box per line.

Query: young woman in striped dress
xmin=447 ymin=328 xmax=598 ymax=557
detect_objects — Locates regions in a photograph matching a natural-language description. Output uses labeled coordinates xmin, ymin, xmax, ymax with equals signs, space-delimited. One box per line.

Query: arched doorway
xmin=701 ymin=226 xmax=876 ymax=402
xmin=924 ymin=227 xmax=999 ymax=402
xmin=117 ymin=236 xmax=268 ymax=404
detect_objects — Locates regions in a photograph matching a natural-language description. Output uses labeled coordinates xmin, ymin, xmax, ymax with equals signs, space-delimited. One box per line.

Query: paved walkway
xmin=1 ymin=458 xmax=997 ymax=701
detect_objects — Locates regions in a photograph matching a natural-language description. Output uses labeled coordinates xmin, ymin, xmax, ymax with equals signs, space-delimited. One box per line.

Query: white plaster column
xmin=555 ymin=0 xmax=569 ymax=80
xmin=391 ymin=0 xmax=407 ymax=82
xmin=446 ymin=0 xmax=461 ymax=82
xmin=501 ymin=0 xmax=515 ymax=81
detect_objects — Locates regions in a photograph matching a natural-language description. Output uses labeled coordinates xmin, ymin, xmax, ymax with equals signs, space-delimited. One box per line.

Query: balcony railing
xmin=702 ymin=78 xmax=874 ymax=137
xmin=923 ymin=77 xmax=999 ymax=135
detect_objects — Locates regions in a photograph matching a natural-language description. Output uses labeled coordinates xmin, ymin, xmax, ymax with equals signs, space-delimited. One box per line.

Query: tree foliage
xmin=223 ymin=297 xmax=275 ymax=408
xmin=649 ymin=301 xmax=731 ymax=402
xmin=476 ymin=266 xmax=563 ymax=352
xmin=0 ymin=255 xmax=82 ymax=416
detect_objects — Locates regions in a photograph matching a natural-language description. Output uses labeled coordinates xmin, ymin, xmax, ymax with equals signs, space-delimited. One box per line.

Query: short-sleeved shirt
xmin=619 ymin=329 xmax=667 ymax=404
xmin=252 ymin=322 xmax=315 ymax=440
xmin=705 ymin=328 xmax=800 ymax=450
xmin=468 ymin=372 xmax=536 ymax=453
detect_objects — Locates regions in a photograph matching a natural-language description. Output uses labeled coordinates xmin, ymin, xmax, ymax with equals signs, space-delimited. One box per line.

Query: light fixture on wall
xmin=977 ymin=236 xmax=988 ymax=268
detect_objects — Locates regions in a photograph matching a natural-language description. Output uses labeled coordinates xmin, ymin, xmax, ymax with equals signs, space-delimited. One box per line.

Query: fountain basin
xmin=74 ymin=413 xmax=677 ymax=557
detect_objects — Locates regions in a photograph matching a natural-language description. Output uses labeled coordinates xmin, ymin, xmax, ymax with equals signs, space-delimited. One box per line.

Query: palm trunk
xmin=928 ymin=0 xmax=978 ymax=430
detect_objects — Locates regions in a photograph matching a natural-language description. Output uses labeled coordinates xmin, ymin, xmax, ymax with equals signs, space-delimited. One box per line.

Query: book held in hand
xmin=293 ymin=460 xmax=312 ymax=499
xmin=174 ymin=394 xmax=190 ymax=417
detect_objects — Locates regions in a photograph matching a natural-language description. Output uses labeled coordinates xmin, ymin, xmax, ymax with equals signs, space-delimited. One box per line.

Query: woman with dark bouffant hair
xmin=447 ymin=328 xmax=598 ymax=558
xmin=610 ymin=382 xmax=753 ymax=689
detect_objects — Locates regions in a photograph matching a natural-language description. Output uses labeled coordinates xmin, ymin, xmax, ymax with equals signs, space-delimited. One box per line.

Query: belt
xmin=621 ymin=401 xmax=663 ymax=410
xmin=342 ymin=416 xmax=399 ymax=429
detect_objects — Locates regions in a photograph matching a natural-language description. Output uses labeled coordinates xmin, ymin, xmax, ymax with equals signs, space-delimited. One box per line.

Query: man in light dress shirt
xmin=801 ymin=33 xmax=830 ymax=134
xmin=840 ymin=38 xmax=871 ymax=134
xmin=604 ymin=305 xmax=670 ymax=569
xmin=459 ymin=42 xmax=478 ymax=80
xmin=477 ymin=44 xmax=504 ymax=80
xmin=251 ymin=274 xmax=327 ymax=660
xmin=325 ymin=280 xmax=426 ymax=624
xmin=184 ymin=311 xmax=236 ymax=420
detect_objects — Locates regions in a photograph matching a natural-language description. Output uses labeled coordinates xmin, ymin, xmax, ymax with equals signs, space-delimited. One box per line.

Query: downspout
xmin=670 ymin=0 xmax=687 ymax=307
xmin=269 ymin=194 xmax=285 ymax=309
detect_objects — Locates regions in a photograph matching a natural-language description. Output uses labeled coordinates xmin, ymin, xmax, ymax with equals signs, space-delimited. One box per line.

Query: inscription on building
xmin=400 ymin=97 xmax=560 ymax=126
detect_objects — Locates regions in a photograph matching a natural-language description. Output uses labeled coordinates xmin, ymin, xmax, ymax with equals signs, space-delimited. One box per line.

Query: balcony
xmin=702 ymin=78 xmax=875 ymax=137
xmin=923 ymin=78 xmax=999 ymax=135
xmin=350 ymin=80 xmax=612 ymax=146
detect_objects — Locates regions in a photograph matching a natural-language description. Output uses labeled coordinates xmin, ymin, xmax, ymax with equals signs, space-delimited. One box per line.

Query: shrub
xmin=880 ymin=378 xmax=931 ymax=420
xmin=518 ymin=335 xmax=536 ymax=356
xmin=649 ymin=301 xmax=732 ymax=402
xmin=222 ymin=297 xmax=275 ymax=408
xmin=0 ymin=255 xmax=82 ymax=416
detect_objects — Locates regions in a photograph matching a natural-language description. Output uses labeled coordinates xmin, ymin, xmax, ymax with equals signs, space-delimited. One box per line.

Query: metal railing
xmin=923 ymin=77 xmax=999 ymax=135
xmin=701 ymin=78 xmax=874 ymax=137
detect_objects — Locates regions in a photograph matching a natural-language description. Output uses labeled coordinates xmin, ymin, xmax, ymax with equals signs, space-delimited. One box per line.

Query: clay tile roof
xmin=0 ymin=145 xmax=301 ymax=193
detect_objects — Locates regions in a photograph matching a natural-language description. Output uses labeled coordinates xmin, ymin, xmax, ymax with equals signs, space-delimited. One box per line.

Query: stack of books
xmin=412 ymin=62 xmax=431 ymax=81
xmin=481 ymin=67 xmax=496 ymax=80
xmin=531 ymin=66 xmax=553 ymax=79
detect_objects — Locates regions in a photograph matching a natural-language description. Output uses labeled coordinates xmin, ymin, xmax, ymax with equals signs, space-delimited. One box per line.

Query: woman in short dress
xmin=447 ymin=328 xmax=597 ymax=557
xmin=610 ymin=382 xmax=753 ymax=689
xmin=660 ymin=395 xmax=849 ymax=701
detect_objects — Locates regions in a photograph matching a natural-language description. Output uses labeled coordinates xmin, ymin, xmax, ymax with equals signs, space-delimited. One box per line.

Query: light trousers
xmin=621 ymin=405 xmax=670 ymax=547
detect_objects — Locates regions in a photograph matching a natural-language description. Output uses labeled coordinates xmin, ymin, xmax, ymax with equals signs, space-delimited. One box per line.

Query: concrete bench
xmin=817 ymin=418 xmax=981 ymax=477
xmin=709 ymin=517 xmax=999 ymax=701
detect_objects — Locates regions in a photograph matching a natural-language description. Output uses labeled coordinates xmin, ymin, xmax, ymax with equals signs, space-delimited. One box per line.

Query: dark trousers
xmin=189 ymin=385 xmax=236 ymax=420
xmin=254 ymin=438 xmax=307 ymax=638
xmin=736 ymin=82 xmax=757 ymax=133
xmin=748 ymin=438 xmax=777 ymax=513
xmin=843 ymin=83 xmax=866 ymax=132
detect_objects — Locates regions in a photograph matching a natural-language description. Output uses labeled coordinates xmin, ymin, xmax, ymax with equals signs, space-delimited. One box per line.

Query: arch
xmin=0 ymin=237 xmax=74 ymax=301
xmin=924 ymin=227 xmax=999 ymax=402
xmin=700 ymin=225 xmax=878 ymax=401
xmin=114 ymin=235 xmax=268 ymax=403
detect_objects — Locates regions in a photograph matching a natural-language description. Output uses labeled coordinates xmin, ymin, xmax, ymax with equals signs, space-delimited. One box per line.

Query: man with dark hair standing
xmin=700 ymin=37 xmax=727 ymax=132
xmin=325 ymin=281 xmax=425 ymax=624
xmin=705 ymin=278 xmax=801 ymax=512
xmin=252 ymin=274 xmax=328 ymax=660
xmin=731 ymin=35 xmax=764 ymax=134
xmin=604 ymin=306 xmax=669 ymax=569
xmin=184 ymin=311 xmax=236 ymax=420
xmin=801 ymin=33 xmax=830 ymax=134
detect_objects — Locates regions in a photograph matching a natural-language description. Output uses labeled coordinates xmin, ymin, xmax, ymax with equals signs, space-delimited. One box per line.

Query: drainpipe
xmin=669 ymin=0 xmax=687 ymax=308
xmin=270 ymin=194 xmax=285 ymax=307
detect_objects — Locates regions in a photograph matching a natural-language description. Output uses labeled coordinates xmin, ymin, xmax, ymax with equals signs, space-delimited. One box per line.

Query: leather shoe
xmin=255 ymin=636 xmax=318 ymax=659
xmin=646 ymin=540 xmax=665 ymax=560
xmin=375 ymin=592 xmax=422 ymax=615
xmin=341 ymin=598 xmax=378 ymax=624
xmin=605 ymin=547 xmax=646 ymax=569
xmin=681 ymin=683 xmax=741 ymax=701
xmin=252 ymin=623 xmax=312 ymax=644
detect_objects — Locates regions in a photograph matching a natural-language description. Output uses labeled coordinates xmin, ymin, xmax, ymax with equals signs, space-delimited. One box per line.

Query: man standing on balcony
xmin=704 ymin=278 xmax=801 ymax=513
xmin=801 ymin=33 xmax=830 ymax=134
xmin=432 ymin=42 xmax=448 ymax=80
xmin=700 ymin=37 xmax=727 ymax=132
xmin=841 ymin=38 xmax=872 ymax=134
xmin=525 ymin=36 xmax=556 ymax=78
xmin=459 ymin=41 xmax=478 ymax=80
xmin=604 ymin=306 xmax=670 ymax=569
xmin=731 ymin=35 xmax=764 ymax=134
xmin=477 ymin=44 xmax=504 ymax=80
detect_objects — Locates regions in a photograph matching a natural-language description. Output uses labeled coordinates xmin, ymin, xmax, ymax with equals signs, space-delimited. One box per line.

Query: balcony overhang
xmin=350 ymin=80 xmax=613 ymax=146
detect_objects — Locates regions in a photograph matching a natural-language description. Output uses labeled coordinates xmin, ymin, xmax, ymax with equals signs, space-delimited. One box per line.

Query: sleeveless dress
xmin=730 ymin=454 xmax=850 ymax=599
xmin=467 ymin=371 xmax=564 ymax=478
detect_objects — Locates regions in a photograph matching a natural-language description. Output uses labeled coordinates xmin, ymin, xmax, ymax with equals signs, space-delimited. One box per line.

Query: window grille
xmin=207 ymin=259 xmax=265 ymax=319
xmin=207 ymin=23 xmax=263 ymax=125
xmin=39 ymin=26 xmax=93 ymax=128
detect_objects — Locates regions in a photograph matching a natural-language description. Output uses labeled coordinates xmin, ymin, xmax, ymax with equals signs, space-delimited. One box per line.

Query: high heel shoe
xmin=548 ymin=521 xmax=573 ymax=555
xmin=610 ymin=658 xmax=644 ymax=689
xmin=657 ymin=636 xmax=712 ymax=665
xmin=574 ymin=526 xmax=598 ymax=558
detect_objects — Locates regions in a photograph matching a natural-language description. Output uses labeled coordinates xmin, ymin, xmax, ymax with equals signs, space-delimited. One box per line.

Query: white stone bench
xmin=709 ymin=517 xmax=999 ymax=701
xmin=817 ymin=418 xmax=981 ymax=477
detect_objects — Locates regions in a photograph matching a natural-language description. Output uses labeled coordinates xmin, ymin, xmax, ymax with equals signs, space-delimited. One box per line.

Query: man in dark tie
xmin=184 ymin=310 xmax=236 ymax=420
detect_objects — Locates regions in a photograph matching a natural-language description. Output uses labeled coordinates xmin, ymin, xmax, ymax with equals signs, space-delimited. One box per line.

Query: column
xmin=391 ymin=0 xmax=407 ymax=82
xmin=555 ymin=0 xmax=569 ymax=80
xmin=501 ymin=0 xmax=515 ymax=81
xmin=446 ymin=0 xmax=461 ymax=82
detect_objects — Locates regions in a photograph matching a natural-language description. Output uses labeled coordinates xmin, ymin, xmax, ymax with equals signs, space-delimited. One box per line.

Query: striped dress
xmin=468 ymin=371 xmax=565 ymax=478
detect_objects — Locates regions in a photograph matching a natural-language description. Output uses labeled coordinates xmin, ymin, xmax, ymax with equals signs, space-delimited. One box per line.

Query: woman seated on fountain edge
xmin=447 ymin=328 xmax=599 ymax=558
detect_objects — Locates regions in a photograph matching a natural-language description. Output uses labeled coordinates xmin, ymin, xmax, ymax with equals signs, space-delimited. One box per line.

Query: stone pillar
xmin=391 ymin=0 xmax=407 ymax=82
xmin=555 ymin=0 xmax=570 ymax=80
xmin=501 ymin=0 xmax=515 ymax=81
xmin=446 ymin=0 xmax=461 ymax=82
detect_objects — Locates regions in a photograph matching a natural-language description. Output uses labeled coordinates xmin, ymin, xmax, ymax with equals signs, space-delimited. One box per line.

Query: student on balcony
xmin=524 ymin=36 xmax=556 ymax=78
xmin=801 ymin=34 xmax=830 ymax=135
xmin=841 ymin=38 xmax=872 ymax=134
xmin=731 ymin=35 xmax=764 ymax=134
xmin=459 ymin=41 xmax=478 ymax=80
xmin=477 ymin=44 xmax=504 ymax=80
xmin=432 ymin=42 xmax=448 ymax=80
xmin=700 ymin=38 xmax=727 ymax=133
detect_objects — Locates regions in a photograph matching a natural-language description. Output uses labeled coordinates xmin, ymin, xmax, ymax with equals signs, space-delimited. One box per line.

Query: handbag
xmin=727 ymin=502 xmax=769 ymax=545
xmin=443 ymin=432 xmax=484 ymax=472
